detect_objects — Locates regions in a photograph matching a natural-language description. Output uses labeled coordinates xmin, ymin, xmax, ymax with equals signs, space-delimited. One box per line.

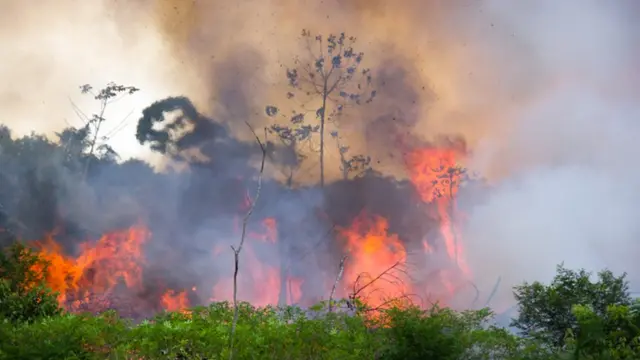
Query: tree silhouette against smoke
xmin=266 ymin=29 xmax=376 ymax=187
xmin=136 ymin=96 xmax=254 ymax=167
xmin=76 ymin=82 xmax=139 ymax=179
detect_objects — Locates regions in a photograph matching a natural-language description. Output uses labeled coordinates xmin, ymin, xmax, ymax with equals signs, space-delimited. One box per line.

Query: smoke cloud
xmin=4 ymin=0 xmax=640 ymax=312
xmin=458 ymin=0 xmax=640 ymax=311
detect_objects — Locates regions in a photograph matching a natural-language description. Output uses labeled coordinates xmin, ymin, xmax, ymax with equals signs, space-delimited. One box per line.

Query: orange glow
xmin=338 ymin=211 xmax=411 ymax=310
xmin=24 ymin=144 xmax=476 ymax=314
xmin=211 ymin=217 xmax=303 ymax=307
xmin=32 ymin=225 xmax=148 ymax=309
xmin=405 ymin=145 xmax=471 ymax=295
xmin=161 ymin=289 xmax=190 ymax=313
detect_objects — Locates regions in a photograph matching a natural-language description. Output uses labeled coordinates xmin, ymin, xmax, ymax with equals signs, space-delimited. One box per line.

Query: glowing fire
xmin=338 ymin=211 xmax=412 ymax=310
xmin=21 ymin=144 xmax=472 ymax=314
xmin=32 ymin=225 xmax=149 ymax=310
xmin=212 ymin=217 xmax=303 ymax=307
xmin=405 ymin=146 xmax=471 ymax=294
xmin=161 ymin=289 xmax=190 ymax=313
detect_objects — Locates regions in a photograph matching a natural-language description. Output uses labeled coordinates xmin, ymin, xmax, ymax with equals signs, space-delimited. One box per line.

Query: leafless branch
xmin=228 ymin=122 xmax=267 ymax=360
xmin=483 ymin=276 xmax=502 ymax=308
xmin=328 ymin=255 xmax=348 ymax=312
xmin=68 ymin=97 xmax=90 ymax=124
xmin=361 ymin=292 xmax=416 ymax=314
xmin=351 ymin=260 xmax=405 ymax=300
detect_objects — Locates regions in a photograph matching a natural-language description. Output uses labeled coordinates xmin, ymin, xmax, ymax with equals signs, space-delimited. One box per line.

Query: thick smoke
xmin=458 ymin=0 xmax=640 ymax=311
xmin=4 ymin=0 xmax=640 ymax=313
xmin=147 ymin=0 xmax=640 ymax=311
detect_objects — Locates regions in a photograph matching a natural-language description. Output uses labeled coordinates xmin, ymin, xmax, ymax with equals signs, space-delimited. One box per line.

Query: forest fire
xmin=405 ymin=145 xmax=471 ymax=294
xmin=337 ymin=211 xmax=411 ymax=310
xmin=24 ymin=145 xmax=471 ymax=316
xmin=211 ymin=217 xmax=304 ymax=308
xmin=31 ymin=225 xmax=150 ymax=314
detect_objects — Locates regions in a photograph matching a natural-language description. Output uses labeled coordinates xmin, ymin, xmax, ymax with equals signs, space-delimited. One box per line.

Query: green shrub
xmin=0 ymin=300 xmax=512 ymax=360
xmin=512 ymin=265 xmax=631 ymax=348
xmin=562 ymin=301 xmax=640 ymax=360
xmin=376 ymin=306 xmax=474 ymax=360
xmin=0 ymin=311 xmax=127 ymax=360
xmin=0 ymin=242 xmax=62 ymax=323
xmin=1 ymin=248 xmax=638 ymax=360
xmin=119 ymin=302 xmax=380 ymax=359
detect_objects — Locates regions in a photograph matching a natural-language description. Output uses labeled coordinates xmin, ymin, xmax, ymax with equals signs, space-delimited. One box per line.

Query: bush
xmin=0 ymin=242 xmax=62 ymax=323
xmin=0 ymin=311 xmax=127 ymax=360
xmin=512 ymin=265 xmax=631 ymax=348
xmin=0 ymin=300 xmax=524 ymax=360
xmin=563 ymin=301 xmax=640 ymax=359
xmin=2 ymin=244 xmax=639 ymax=359
xmin=121 ymin=302 xmax=381 ymax=359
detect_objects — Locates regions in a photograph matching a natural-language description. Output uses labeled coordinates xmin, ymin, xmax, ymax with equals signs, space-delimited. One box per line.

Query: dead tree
xmin=228 ymin=122 xmax=267 ymax=360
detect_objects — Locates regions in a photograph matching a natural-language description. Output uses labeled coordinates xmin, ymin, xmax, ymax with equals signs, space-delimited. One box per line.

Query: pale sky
xmin=0 ymin=0 xmax=192 ymax=165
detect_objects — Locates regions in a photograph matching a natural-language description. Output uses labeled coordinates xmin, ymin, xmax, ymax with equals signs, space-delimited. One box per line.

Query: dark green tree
xmin=511 ymin=264 xmax=632 ymax=348
xmin=567 ymin=301 xmax=640 ymax=359
xmin=266 ymin=29 xmax=376 ymax=187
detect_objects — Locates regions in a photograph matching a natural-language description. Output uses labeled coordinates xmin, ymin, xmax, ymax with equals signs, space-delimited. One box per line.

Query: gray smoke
xmin=460 ymin=0 xmax=640 ymax=311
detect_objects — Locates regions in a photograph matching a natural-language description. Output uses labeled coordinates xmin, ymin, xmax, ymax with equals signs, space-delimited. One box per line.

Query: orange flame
xmin=338 ymin=211 xmax=411 ymax=310
xmin=32 ymin=225 xmax=149 ymax=309
xmin=23 ymin=144 xmax=475 ymax=314
xmin=405 ymin=146 xmax=471 ymax=292
xmin=161 ymin=289 xmax=190 ymax=313
xmin=212 ymin=217 xmax=303 ymax=307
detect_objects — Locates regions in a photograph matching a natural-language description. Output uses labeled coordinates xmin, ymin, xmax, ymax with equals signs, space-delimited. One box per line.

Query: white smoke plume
xmin=460 ymin=0 xmax=640 ymax=311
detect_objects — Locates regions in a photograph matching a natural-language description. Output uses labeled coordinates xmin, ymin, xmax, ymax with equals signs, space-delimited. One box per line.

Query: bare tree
xmin=77 ymin=82 xmax=139 ymax=179
xmin=328 ymin=255 xmax=347 ymax=312
xmin=266 ymin=29 xmax=376 ymax=187
xmin=228 ymin=123 xmax=267 ymax=360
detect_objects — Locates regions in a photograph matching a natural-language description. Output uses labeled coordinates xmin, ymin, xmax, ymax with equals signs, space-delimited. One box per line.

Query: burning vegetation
xmin=17 ymin=139 xmax=473 ymax=318
xmin=4 ymin=0 xmax=640 ymax=357
xmin=0 ymin=29 xmax=488 ymax=320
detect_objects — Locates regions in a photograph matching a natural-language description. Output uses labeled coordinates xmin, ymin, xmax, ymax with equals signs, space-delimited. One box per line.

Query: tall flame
xmin=338 ymin=211 xmax=412 ymax=310
xmin=32 ymin=225 xmax=149 ymax=310
xmin=405 ymin=146 xmax=471 ymax=296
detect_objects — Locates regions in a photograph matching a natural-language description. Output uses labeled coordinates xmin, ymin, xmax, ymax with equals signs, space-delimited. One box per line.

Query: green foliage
xmin=0 ymin=311 xmax=127 ymax=360
xmin=1 ymin=259 xmax=639 ymax=359
xmin=564 ymin=301 xmax=640 ymax=359
xmin=0 ymin=300 xmax=527 ymax=360
xmin=0 ymin=242 xmax=62 ymax=323
xmin=511 ymin=264 xmax=631 ymax=348
xmin=377 ymin=306 xmax=487 ymax=360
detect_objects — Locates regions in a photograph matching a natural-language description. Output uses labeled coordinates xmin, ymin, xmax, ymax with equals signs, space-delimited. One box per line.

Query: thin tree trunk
xmin=278 ymin=236 xmax=288 ymax=306
xmin=448 ymin=172 xmax=458 ymax=266
xmin=319 ymin=78 xmax=327 ymax=188
xmin=82 ymin=100 xmax=106 ymax=180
